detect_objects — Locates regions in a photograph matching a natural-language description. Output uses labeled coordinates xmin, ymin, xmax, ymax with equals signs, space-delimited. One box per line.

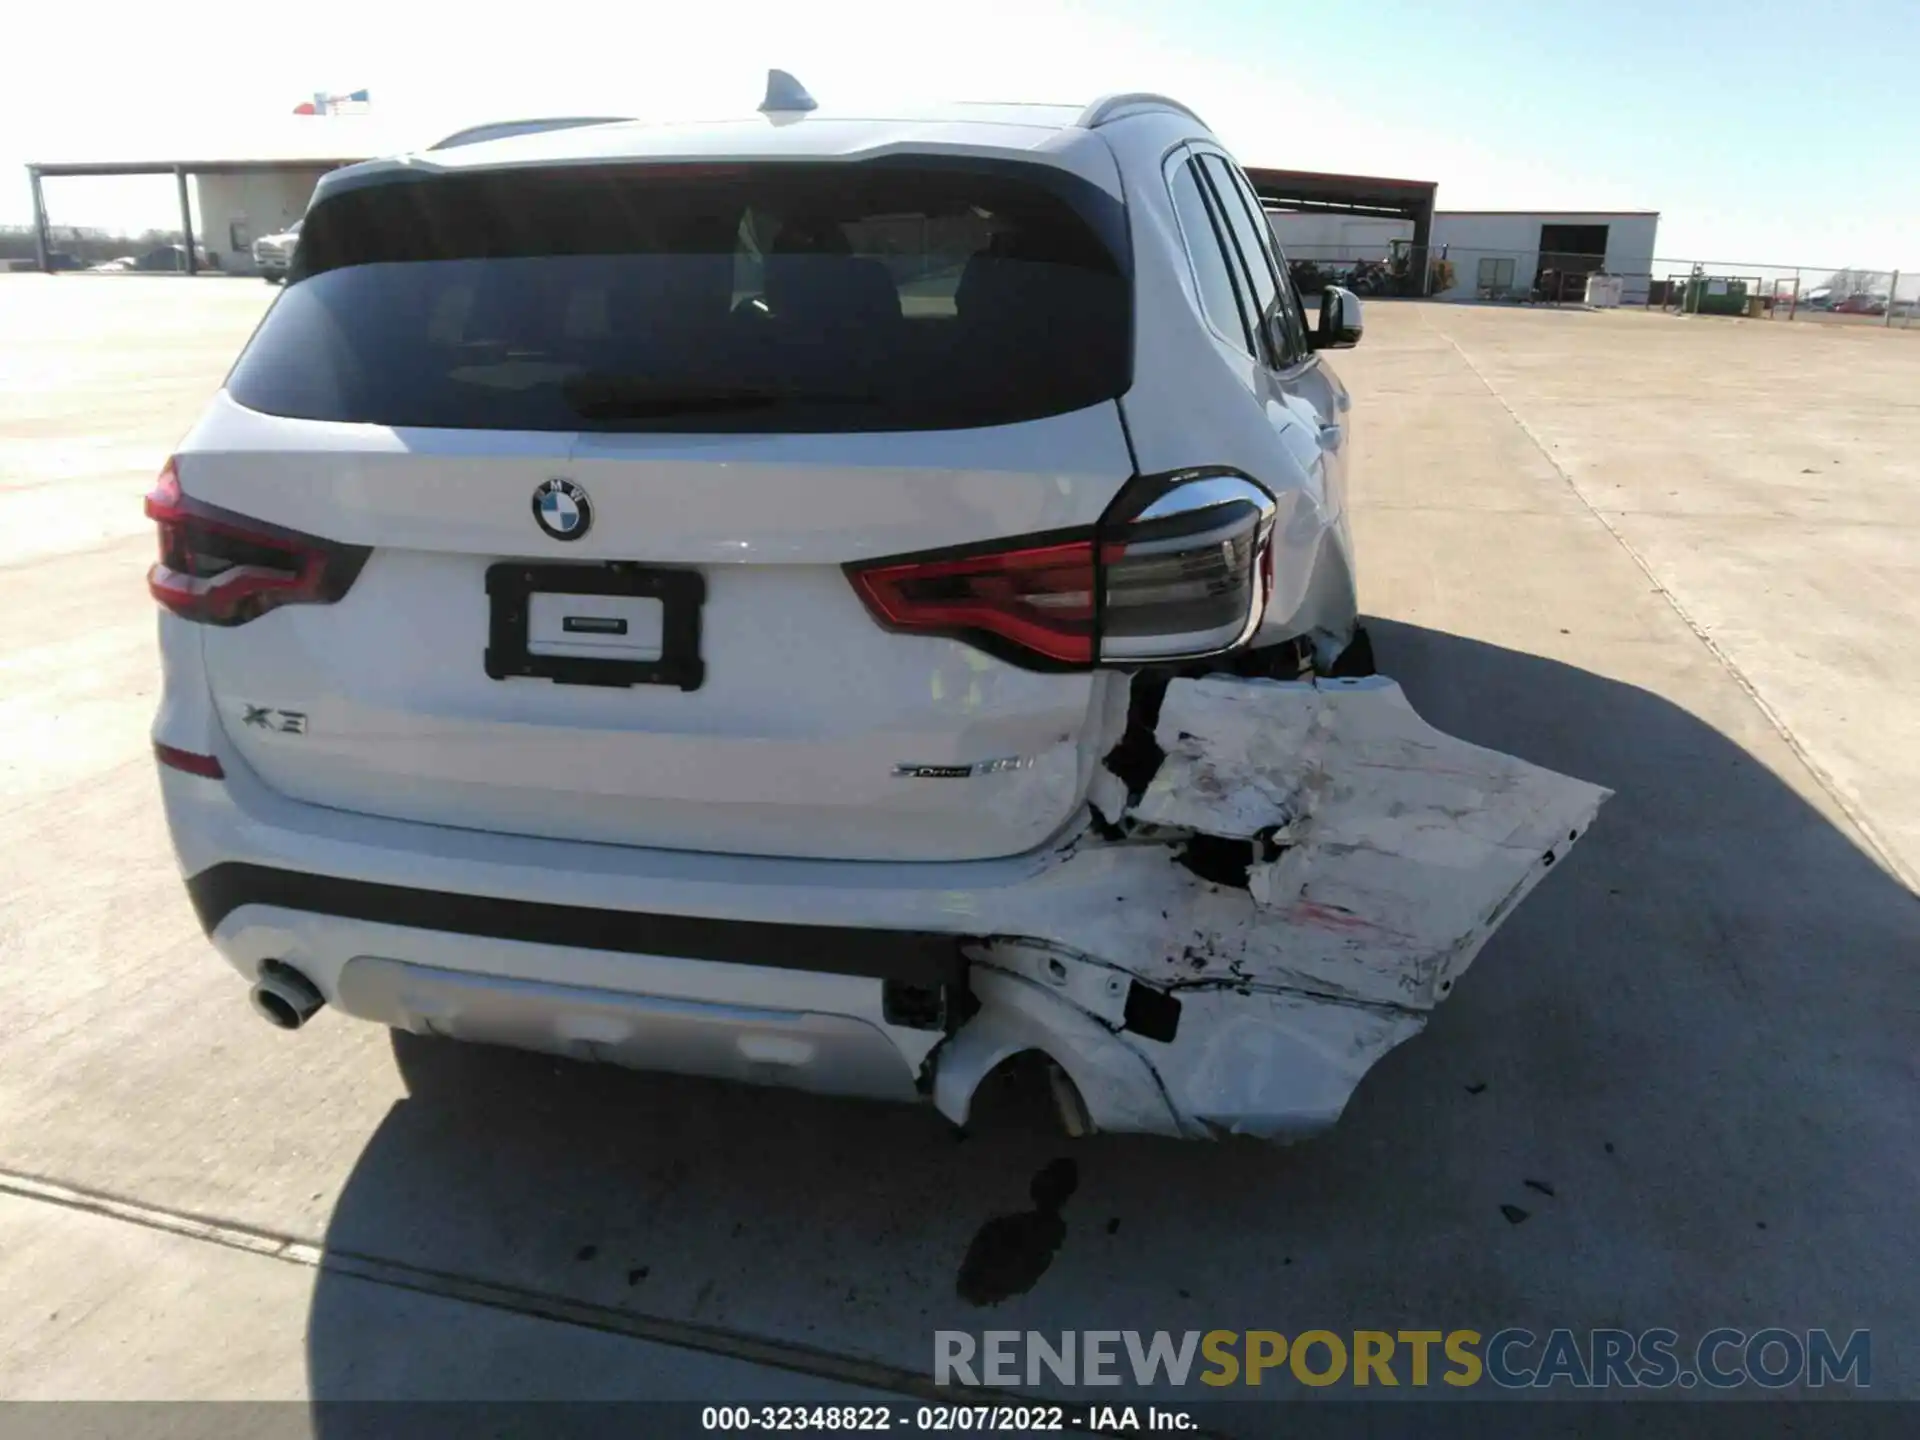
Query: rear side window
xmin=1168 ymin=159 xmax=1253 ymax=357
xmin=1224 ymin=169 xmax=1311 ymax=362
xmin=227 ymin=161 xmax=1132 ymax=433
xmin=1196 ymin=153 xmax=1298 ymax=368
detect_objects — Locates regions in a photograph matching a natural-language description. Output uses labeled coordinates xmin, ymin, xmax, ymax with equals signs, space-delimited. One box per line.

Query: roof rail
xmin=1075 ymin=93 xmax=1209 ymax=131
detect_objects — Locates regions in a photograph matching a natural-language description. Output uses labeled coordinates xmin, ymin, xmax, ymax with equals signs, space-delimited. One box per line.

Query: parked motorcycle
xmin=1345 ymin=259 xmax=1392 ymax=297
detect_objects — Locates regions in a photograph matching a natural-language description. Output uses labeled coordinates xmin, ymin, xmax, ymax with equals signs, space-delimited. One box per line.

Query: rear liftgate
xmin=930 ymin=673 xmax=1611 ymax=1140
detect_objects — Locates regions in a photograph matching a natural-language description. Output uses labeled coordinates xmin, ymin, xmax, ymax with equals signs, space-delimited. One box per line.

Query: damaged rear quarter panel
xmin=1128 ymin=675 xmax=1611 ymax=1009
xmin=937 ymin=674 xmax=1611 ymax=1139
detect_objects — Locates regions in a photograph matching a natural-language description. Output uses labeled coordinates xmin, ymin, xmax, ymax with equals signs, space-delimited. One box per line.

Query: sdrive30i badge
xmin=892 ymin=757 xmax=1035 ymax=779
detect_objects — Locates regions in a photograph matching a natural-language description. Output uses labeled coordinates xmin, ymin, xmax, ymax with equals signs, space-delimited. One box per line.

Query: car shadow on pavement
xmin=304 ymin=621 xmax=1920 ymax=1409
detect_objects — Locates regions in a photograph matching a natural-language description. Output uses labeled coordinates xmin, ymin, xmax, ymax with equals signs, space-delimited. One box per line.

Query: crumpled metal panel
xmin=934 ymin=674 xmax=1611 ymax=1140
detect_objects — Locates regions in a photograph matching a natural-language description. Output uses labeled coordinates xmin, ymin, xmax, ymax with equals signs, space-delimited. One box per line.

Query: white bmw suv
xmin=151 ymin=80 xmax=1605 ymax=1139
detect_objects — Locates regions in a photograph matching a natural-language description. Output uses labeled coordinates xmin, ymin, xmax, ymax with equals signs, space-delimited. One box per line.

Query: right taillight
xmin=145 ymin=458 xmax=369 ymax=627
xmin=846 ymin=470 xmax=1276 ymax=669
xmin=845 ymin=533 xmax=1098 ymax=666
xmin=1097 ymin=473 xmax=1275 ymax=662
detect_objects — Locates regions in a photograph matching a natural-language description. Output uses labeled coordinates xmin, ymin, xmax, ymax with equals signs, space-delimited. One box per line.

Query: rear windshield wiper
xmin=561 ymin=375 xmax=877 ymax=419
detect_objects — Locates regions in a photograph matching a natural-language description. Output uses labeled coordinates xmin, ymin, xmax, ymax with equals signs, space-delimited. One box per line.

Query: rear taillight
xmin=145 ymin=459 xmax=370 ymax=626
xmin=846 ymin=470 xmax=1277 ymax=669
xmin=847 ymin=534 xmax=1098 ymax=666
xmin=1098 ymin=479 xmax=1274 ymax=661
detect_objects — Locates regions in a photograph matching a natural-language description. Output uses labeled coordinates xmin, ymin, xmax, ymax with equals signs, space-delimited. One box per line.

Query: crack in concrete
xmin=0 ymin=1165 xmax=961 ymax=1407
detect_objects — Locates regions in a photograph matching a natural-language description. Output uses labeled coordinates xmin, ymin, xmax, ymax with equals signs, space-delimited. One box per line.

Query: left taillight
xmin=145 ymin=458 xmax=370 ymax=626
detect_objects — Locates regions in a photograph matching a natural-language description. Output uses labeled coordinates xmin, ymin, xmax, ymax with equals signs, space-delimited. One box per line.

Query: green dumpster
xmin=1684 ymin=276 xmax=1749 ymax=316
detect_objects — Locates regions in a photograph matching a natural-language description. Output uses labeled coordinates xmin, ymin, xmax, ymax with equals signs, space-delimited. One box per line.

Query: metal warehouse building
xmin=22 ymin=117 xmax=411 ymax=277
xmin=1430 ymin=210 xmax=1659 ymax=300
xmin=23 ymin=118 xmax=1655 ymax=300
xmin=1264 ymin=194 xmax=1660 ymax=302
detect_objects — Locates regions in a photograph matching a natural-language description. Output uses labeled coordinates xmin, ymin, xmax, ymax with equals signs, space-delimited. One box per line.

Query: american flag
xmin=293 ymin=90 xmax=370 ymax=115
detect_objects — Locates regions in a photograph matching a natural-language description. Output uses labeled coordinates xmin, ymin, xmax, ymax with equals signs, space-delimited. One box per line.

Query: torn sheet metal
xmin=934 ymin=674 xmax=1611 ymax=1140
xmin=932 ymin=962 xmax=1185 ymax=1139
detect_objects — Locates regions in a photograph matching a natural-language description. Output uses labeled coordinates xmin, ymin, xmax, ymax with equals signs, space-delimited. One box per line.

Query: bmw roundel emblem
xmin=532 ymin=478 xmax=592 ymax=541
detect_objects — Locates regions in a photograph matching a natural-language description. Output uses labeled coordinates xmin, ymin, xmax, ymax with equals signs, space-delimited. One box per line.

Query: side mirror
xmin=1314 ymin=286 xmax=1363 ymax=350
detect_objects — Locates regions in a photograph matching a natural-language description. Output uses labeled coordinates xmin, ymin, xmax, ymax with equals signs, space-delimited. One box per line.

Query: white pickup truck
xmin=250 ymin=219 xmax=301 ymax=283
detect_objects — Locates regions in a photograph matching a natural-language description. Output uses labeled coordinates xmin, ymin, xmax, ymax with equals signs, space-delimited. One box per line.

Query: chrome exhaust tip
xmin=250 ymin=962 xmax=325 ymax=1031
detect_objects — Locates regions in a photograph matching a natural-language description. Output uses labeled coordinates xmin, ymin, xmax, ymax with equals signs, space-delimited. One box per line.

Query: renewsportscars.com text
xmin=935 ymin=1328 xmax=1870 ymax=1390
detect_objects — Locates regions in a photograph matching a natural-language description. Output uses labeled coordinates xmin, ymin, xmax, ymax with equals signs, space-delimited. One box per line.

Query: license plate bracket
xmin=485 ymin=562 xmax=705 ymax=691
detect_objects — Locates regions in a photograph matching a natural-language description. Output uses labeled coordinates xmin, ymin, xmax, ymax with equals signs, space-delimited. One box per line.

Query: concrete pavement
xmin=1403 ymin=303 xmax=1920 ymax=889
xmin=1 ymin=276 xmax=1915 ymax=1416
xmin=0 ymin=1183 xmax=906 ymax=1402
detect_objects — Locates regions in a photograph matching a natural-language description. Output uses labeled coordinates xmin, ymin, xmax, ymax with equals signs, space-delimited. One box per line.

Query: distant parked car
xmin=87 ymin=255 xmax=139 ymax=273
xmin=1832 ymin=294 xmax=1886 ymax=316
xmin=251 ymin=219 xmax=302 ymax=284
xmin=133 ymin=243 xmax=214 ymax=273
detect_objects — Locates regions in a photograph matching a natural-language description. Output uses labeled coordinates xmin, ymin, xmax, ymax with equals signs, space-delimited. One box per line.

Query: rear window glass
xmin=228 ymin=161 xmax=1132 ymax=433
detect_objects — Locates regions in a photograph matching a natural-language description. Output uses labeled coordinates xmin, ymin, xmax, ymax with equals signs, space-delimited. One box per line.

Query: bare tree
xmin=1822 ymin=267 xmax=1880 ymax=297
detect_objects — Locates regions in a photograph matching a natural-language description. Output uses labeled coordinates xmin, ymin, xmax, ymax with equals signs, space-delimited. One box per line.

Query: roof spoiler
xmin=427 ymin=117 xmax=632 ymax=151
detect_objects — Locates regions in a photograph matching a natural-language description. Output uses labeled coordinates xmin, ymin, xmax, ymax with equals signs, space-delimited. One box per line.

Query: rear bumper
xmin=189 ymin=861 xmax=959 ymax=1099
xmin=161 ymin=727 xmax=1091 ymax=955
xmin=313 ymin=941 xmax=928 ymax=1104
xmin=347 ymin=956 xmax=923 ymax=1101
xmin=187 ymin=862 xmax=963 ymax=989
xmin=161 ymin=740 xmax=1115 ymax=1121
xmin=158 ymin=668 xmax=1609 ymax=1141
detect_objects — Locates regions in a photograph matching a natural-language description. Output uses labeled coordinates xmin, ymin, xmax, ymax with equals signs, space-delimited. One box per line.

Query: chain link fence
xmin=1899 ymin=271 xmax=1920 ymax=328
xmin=1647 ymin=263 xmax=1917 ymax=326
xmin=1280 ymin=241 xmax=1918 ymax=327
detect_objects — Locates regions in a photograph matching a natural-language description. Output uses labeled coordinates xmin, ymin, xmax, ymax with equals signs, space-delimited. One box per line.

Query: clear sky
xmin=2 ymin=0 xmax=1915 ymax=267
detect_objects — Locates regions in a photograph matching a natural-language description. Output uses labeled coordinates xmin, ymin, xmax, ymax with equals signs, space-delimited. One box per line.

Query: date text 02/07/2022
xmin=698 ymin=1403 xmax=1196 ymax=1432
